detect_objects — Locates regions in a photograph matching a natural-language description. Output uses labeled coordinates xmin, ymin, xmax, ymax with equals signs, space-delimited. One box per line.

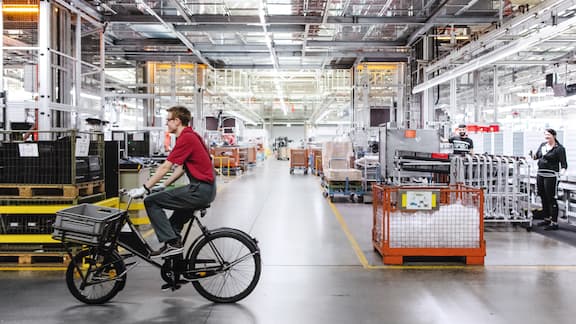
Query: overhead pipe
xmin=425 ymin=0 xmax=570 ymax=73
xmin=412 ymin=13 xmax=576 ymax=94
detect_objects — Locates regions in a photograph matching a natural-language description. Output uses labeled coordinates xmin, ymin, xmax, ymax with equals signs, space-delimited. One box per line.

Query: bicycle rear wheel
xmin=188 ymin=231 xmax=261 ymax=303
xmin=66 ymin=249 xmax=126 ymax=304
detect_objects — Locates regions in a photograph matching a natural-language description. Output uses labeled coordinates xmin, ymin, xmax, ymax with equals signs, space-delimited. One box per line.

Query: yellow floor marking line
xmin=326 ymin=195 xmax=576 ymax=271
xmin=0 ymin=267 xmax=67 ymax=271
xmin=327 ymin=199 xmax=371 ymax=269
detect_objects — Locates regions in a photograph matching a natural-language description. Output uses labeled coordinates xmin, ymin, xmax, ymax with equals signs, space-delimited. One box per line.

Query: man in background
xmin=449 ymin=124 xmax=474 ymax=155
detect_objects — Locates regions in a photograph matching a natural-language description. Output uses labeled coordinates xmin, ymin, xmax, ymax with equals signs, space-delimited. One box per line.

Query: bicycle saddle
xmin=196 ymin=205 xmax=210 ymax=217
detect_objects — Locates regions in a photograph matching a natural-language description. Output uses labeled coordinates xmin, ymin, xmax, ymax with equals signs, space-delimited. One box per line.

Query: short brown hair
xmin=167 ymin=106 xmax=191 ymax=126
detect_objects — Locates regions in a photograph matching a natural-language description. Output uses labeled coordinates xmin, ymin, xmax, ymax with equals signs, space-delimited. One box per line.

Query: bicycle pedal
xmin=161 ymin=283 xmax=179 ymax=291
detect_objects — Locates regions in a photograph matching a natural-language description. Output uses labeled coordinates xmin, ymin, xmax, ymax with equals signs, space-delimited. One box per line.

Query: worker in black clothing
xmin=449 ymin=124 xmax=474 ymax=155
xmin=531 ymin=128 xmax=568 ymax=231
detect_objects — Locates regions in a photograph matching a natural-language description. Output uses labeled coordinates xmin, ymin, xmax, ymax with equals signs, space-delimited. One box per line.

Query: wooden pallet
xmin=0 ymin=181 xmax=105 ymax=199
xmin=0 ymin=252 xmax=70 ymax=267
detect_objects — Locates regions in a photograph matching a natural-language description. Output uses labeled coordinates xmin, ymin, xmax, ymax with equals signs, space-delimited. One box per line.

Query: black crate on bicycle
xmin=52 ymin=204 xmax=125 ymax=245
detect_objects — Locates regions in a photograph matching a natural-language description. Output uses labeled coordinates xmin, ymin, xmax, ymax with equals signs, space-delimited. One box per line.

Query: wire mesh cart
xmin=451 ymin=154 xmax=531 ymax=229
xmin=372 ymin=184 xmax=485 ymax=265
xmin=290 ymin=149 xmax=309 ymax=175
xmin=354 ymin=156 xmax=381 ymax=203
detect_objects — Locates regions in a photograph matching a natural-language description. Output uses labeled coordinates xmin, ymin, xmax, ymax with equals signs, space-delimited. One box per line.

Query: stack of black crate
xmin=0 ymin=131 xmax=106 ymax=240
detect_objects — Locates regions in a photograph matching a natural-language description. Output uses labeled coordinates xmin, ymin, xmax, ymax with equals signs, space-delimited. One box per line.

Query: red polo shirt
xmin=167 ymin=127 xmax=214 ymax=183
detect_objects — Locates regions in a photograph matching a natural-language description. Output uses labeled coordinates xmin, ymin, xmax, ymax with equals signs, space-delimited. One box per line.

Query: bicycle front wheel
xmin=189 ymin=231 xmax=261 ymax=303
xmin=66 ymin=249 xmax=126 ymax=304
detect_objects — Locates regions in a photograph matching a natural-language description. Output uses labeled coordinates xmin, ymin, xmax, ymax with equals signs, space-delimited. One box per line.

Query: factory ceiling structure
xmin=5 ymin=0 xmax=576 ymax=124
xmin=99 ymin=0 xmax=501 ymax=69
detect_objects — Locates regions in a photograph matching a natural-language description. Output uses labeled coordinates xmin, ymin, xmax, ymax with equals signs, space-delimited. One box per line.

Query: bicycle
xmin=52 ymin=190 xmax=262 ymax=305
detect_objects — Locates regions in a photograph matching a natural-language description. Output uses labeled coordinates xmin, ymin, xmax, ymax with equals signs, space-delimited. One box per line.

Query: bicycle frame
xmin=117 ymin=205 xmax=213 ymax=270
xmin=62 ymin=192 xmax=262 ymax=303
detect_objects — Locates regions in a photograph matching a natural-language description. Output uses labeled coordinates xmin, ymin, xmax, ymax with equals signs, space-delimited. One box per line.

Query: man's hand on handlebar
xmin=128 ymin=186 xmax=147 ymax=199
xmin=127 ymin=184 xmax=166 ymax=199
xmin=151 ymin=184 xmax=166 ymax=193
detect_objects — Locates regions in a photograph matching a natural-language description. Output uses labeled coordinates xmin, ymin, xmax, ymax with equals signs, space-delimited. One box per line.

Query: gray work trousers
xmin=143 ymin=180 xmax=216 ymax=243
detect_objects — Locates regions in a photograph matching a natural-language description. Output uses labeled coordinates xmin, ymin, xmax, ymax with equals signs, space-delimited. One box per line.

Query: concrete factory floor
xmin=2 ymin=159 xmax=576 ymax=324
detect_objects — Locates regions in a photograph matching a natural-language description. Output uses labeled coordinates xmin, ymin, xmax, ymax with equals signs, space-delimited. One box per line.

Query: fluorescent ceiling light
xmin=80 ymin=92 xmax=102 ymax=100
xmin=2 ymin=5 xmax=39 ymax=13
xmin=435 ymin=36 xmax=470 ymax=41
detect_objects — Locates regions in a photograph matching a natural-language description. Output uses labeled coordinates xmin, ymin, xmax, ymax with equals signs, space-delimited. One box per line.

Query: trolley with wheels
xmin=52 ymin=191 xmax=261 ymax=304
xmin=289 ymin=148 xmax=309 ymax=175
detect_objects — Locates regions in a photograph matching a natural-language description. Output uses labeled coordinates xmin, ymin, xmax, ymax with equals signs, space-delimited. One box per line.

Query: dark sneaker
xmin=537 ymin=220 xmax=551 ymax=227
xmin=150 ymin=242 xmax=183 ymax=258
xmin=544 ymin=224 xmax=559 ymax=231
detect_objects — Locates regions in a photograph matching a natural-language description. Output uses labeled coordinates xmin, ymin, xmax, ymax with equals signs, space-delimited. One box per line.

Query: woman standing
xmin=532 ymin=129 xmax=568 ymax=231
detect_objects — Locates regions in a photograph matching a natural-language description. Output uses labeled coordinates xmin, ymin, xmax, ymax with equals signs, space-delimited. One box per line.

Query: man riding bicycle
xmin=128 ymin=106 xmax=216 ymax=258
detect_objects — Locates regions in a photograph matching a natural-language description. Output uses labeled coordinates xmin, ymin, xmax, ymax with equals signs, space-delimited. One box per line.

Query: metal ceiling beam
xmin=114 ymin=38 xmax=182 ymax=46
xmin=123 ymin=54 xmax=201 ymax=62
xmin=113 ymin=50 xmax=407 ymax=59
xmin=111 ymin=42 xmax=408 ymax=50
xmin=175 ymin=25 xmax=306 ymax=32
xmin=211 ymin=64 xmax=354 ymax=69
xmin=202 ymin=51 xmax=409 ymax=58
xmin=306 ymin=40 xmax=405 ymax=47
xmin=108 ymin=14 xmax=498 ymax=25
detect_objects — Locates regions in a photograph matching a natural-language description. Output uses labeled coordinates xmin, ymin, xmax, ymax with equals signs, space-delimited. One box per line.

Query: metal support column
xmin=145 ymin=63 xmax=154 ymax=127
xmin=397 ymin=63 xmax=405 ymax=126
xmin=473 ymin=71 xmax=480 ymax=123
xmin=99 ymin=25 xmax=105 ymax=120
xmin=38 ymin=0 xmax=52 ymax=133
xmin=351 ymin=65 xmax=356 ymax=128
xmin=74 ymin=13 xmax=81 ymax=129
xmin=422 ymin=37 xmax=433 ymax=128
xmin=194 ymin=64 xmax=204 ymax=133
xmin=450 ymin=78 xmax=457 ymax=120
xmin=493 ymin=66 xmax=498 ymax=122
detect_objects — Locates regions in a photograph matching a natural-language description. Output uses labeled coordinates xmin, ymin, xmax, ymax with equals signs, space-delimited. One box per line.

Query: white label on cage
xmin=75 ymin=134 xmax=90 ymax=157
xmin=405 ymin=191 xmax=433 ymax=210
xmin=18 ymin=143 xmax=39 ymax=157
xmin=133 ymin=133 xmax=144 ymax=141
xmin=9 ymin=222 xmax=19 ymax=227
xmin=113 ymin=132 xmax=125 ymax=141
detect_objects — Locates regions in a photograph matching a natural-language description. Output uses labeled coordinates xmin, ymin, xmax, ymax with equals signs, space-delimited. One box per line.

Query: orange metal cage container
xmin=290 ymin=149 xmax=309 ymax=168
xmin=372 ymin=184 xmax=485 ymax=265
